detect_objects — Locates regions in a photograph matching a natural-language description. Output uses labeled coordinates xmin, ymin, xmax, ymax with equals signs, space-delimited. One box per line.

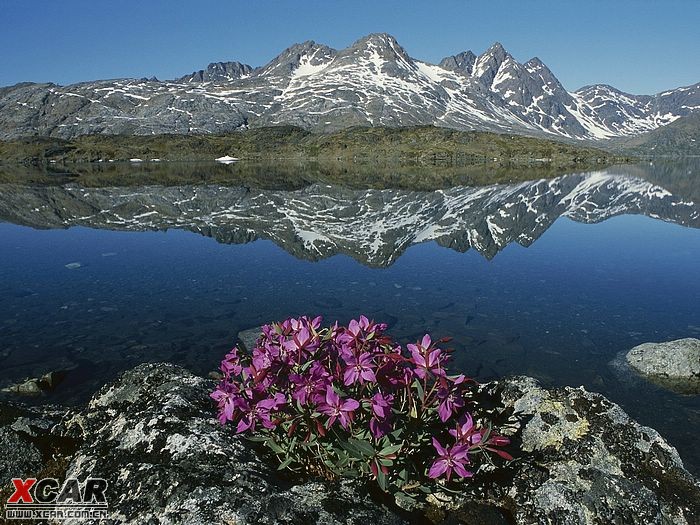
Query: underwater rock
xmin=237 ymin=326 xmax=262 ymax=352
xmin=1 ymin=369 xmax=71 ymax=397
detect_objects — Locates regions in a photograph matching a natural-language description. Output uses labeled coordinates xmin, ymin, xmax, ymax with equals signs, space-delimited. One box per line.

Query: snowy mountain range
xmin=0 ymin=170 xmax=696 ymax=267
xmin=1 ymin=33 xmax=698 ymax=142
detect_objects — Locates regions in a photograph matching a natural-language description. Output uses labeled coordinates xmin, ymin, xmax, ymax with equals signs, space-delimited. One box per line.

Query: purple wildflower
xmin=448 ymin=413 xmax=481 ymax=444
xmin=317 ymin=386 xmax=360 ymax=429
xmin=290 ymin=362 xmax=330 ymax=405
xmin=408 ymin=335 xmax=446 ymax=379
xmin=210 ymin=381 xmax=241 ymax=425
xmin=343 ymin=352 xmax=377 ymax=385
xmin=436 ymin=385 xmax=465 ymax=423
xmin=428 ymin=437 xmax=472 ymax=481
xmin=370 ymin=392 xmax=393 ymax=419
xmin=235 ymin=392 xmax=286 ymax=433
xmin=220 ymin=348 xmax=242 ymax=379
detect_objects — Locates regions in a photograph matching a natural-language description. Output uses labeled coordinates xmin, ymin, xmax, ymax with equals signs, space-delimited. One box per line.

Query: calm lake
xmin=0 ymin=159 xmax=698 ymax=474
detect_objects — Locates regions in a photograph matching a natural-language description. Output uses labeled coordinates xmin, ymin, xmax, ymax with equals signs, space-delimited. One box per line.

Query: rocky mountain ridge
xmin=1 ymin=33 xmax=697 ymax=142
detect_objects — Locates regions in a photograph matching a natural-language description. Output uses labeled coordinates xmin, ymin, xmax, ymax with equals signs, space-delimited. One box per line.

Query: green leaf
xmin=389 ymin=428 xmax=404 ymax=440
xmin=394 ymin=491 xmax=417 ymax=506
xmin=380 ymin=444 xmax=403 ymax=456
xmin=266 ymin=438 xmax=284 ymax=454
xmin=277 ymin=457 xmax=294 ymax=470
xmin=413 ymin=379 xmax=425 ymax=400
xmin=348 ymin=438 xmax=375 ymax=457
xmin=376 ymin=467 xmax=388 ymax=491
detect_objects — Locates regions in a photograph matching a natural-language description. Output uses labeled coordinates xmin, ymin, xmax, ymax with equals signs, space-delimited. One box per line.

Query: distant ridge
xmin=0 ymin=33 xmax=697 ymax=142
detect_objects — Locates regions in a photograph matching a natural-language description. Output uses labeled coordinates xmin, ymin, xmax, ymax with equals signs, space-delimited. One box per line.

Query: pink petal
xmin=432 ymin=437 xmax=447 ymax=456
xmin=428 ymin=459 xmax=448 ymax=479
xmin=453 ymin=462 xmax=473 ymax=478
xmin=342 ymin=398 xmax=360 ymax=411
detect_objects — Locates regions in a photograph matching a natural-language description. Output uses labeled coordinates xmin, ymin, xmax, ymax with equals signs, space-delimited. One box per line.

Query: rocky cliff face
xmin=0 ymin=170 xmax=696 ymax=267
xmin=2 ymin=363 xmax=697 ymax=524
xmin=1 ymin=33 xmax=697 ymax=141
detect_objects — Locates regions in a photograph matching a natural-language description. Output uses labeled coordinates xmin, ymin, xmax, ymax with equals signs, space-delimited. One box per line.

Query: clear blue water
xmin=0 ymin=162 xmax=698 ymax=474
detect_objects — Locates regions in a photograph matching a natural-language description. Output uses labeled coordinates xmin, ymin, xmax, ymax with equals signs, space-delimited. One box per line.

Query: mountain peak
xmin=352 ymin=32 xmax=399 ymax=47
xmin=178 ymin=61 xmax=253 ymax=83
xmin=473 ymin=42 xmax=510 ymax=84
xmin=259 ymin=40 xmax=336 ymax=77
xmin=344 ymin=32 xmax=413 ymax=65
xmin=439 ymin=50 xmax=477 ymax=75
xmin=485 ymin=42 xmax=507 ymax=57
xmin=524 ymin=57 xmax=559 ymax=82
xmin=525 ymin=57 xmax=545 ymax=68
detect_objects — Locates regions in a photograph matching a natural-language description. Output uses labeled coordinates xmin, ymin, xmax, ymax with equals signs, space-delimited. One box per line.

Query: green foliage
xmin=0 ymin=125 xmax=630 ymax=168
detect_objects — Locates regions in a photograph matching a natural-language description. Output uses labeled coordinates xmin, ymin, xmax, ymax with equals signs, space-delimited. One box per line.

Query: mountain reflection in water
xmin=0 ymin=163 xmax=697 ymax=267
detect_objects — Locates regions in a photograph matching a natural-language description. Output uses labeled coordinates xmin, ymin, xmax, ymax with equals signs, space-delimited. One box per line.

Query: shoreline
xmin=2 ymin=362 xmax=698 ymax=524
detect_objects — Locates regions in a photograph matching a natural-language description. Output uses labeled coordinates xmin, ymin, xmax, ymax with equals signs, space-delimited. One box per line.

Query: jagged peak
xmin=177 ymin=61 xmax=254 ymax=83
xmin=473 ymin=42 xmax=512 ymax=83
xmin=259 ymin=40 xmax=337 ymax=76
xmin=438 ymin=50 xmax=477 ymax=74
xmin=524 ymin=57 xmax=563 ymax=87
xmin=575 ymin=83 xmax=628 ymax=95
xmin=351 ymin=32 xmax=400 ymax=47
xmin=525 ymin=57 xmax=545 ymax=68
xmin=487 ymin=41 xmax=506 ymax=52
xmin=346 ymin=32 xmax=412 ymax=61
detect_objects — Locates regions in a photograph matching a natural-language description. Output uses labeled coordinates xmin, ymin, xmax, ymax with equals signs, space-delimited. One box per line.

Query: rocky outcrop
xmin=438 ymin=378 xmax=700 ymax=524
xmin=1 ymin=363 xmax=698 ymax=524
xmin=626 ymin=338 xmax=700 ymax=394
xmin=0 ymin=402 xmax=78 ymax=490
xmin=59 ymin=363 xmax=403 ymax=525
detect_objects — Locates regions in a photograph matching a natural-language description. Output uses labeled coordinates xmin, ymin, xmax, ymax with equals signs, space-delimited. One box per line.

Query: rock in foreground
xmin=60 ymin=363 xmax=402 ymax=525
xmin=2 ymin=363 xmax=698 ymax=524
xmin=626 ymin=338 xmax=700 ymax=394
xmin=443 ymin=378 xmax=700 ymax=524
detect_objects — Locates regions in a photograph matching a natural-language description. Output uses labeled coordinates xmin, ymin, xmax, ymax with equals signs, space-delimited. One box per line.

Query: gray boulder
xmin=434 ymin=377 xmax=700 ymax=524
xmin=237 ymin=326 xmax=262 ymax=352
xmin=2 ymin=363 xmax=698 ymax=524
xmin=626 ymin=338 xmax=700 ymax=394
xmin=60 ymin=363 xmax=403 ymax=525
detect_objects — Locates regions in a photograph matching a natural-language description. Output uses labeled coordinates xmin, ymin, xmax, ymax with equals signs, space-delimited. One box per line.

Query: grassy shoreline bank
xmin=0 ymin=125 xmax=632 ymax=167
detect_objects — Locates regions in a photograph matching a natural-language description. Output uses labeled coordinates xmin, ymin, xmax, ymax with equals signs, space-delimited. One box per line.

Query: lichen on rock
xmin=2 ymin=364 xmax=698 ymax=524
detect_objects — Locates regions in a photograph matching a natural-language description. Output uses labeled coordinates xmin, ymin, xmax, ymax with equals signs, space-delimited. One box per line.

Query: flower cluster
xmin=212 ymin=316 xmax=512 ymax=497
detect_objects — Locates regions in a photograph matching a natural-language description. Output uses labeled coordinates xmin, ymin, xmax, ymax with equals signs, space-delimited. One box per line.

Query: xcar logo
xmin=4 ymin=477 xmax=109 ymax=520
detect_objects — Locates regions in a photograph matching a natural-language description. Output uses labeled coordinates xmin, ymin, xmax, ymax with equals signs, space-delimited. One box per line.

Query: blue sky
xmin=1 ymin=0 xmax=698 ymax=94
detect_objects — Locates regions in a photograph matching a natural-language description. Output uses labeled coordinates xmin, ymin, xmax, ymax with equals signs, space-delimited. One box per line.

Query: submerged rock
xmin=2 ymin=364 xmax=698 ymax=524
xmin=0 ymin=402 xmax=78 ymax=486
xmin=1 ymin=369 xmax=71 ymax=397
xmin=237 ymin=326 xmax=262 ymax=352
xmin=626 ymin=338 xmax=700 ymax=394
